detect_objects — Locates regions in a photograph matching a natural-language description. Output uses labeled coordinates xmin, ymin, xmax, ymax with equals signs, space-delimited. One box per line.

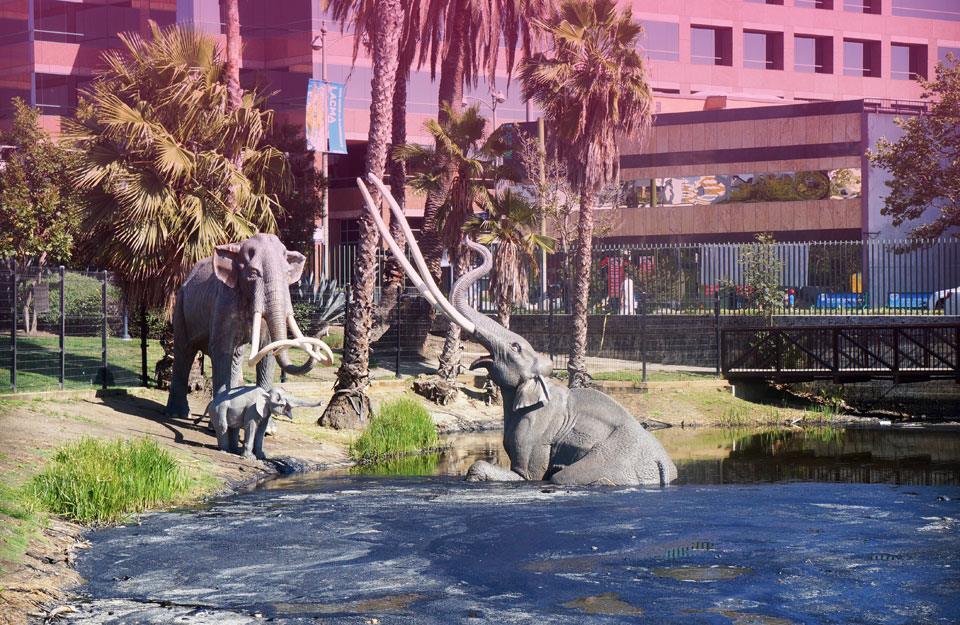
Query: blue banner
xmin=325 ymin=82 xmax=347 ymax=154
xmin=306 ymin=80 xmax=347 ymax=154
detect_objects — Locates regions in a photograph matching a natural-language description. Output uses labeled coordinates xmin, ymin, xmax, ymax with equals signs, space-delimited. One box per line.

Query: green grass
xmin=552 ymin=369 xmax=715 ymax=385
xmin=349 ymin=398 xmax=439 ymax=462
xmin=0 ymin=480 xmax=44 ymax=567
xmin=26 ymin=437 xmax=198 ymax=525
xmin=0 ymin=335 xmax=164 ymax=394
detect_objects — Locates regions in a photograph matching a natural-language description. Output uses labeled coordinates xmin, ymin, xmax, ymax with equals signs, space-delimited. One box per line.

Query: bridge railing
xmin=721 ymin=323 xmax=960 ymax=383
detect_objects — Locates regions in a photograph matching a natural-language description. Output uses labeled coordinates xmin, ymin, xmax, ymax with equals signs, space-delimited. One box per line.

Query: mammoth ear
xmin=255 ymin=390 xmax=268 ymax=417
xmin=286 ymin=251 xmax=306 ymax=284
xmin=213 ymin=243 xmax=243 ymax=288
xmin=513 ymin=377 xmax=547 ymax=412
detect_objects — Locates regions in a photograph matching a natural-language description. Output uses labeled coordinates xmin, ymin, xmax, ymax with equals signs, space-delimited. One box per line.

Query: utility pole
xmin=538 ymin=117 xmax=547 ymax=305
xmin=311 ymin=26 xmax=330 ymax=280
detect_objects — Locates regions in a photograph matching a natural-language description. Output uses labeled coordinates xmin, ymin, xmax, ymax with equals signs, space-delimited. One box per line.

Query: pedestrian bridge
xmin=720 ymin=323 xmax=960 ymax=384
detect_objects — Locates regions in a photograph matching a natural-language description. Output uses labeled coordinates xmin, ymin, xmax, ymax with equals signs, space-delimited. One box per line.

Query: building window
xmin=938 ymin=46 xmax=960 ymax=65
xmin=795 ymin=35 xmax=834 ymax=73
xmin=891 ymin=43 xmax=928 ymax=80
xmin=691 ymin=26 xmax=733 ymax=66
xmin=795 ymin=0 xmax=834 ymax=7
xmin=893 ymin=0 xmax=960 ymax=22
xmin=843 ymin=0 xmax=881 ymax=13
xmin=340 ymin=220 xmax=360 ymax=245
xmin=843 ymin=39 xmax=881 ymax=77
xmin=638 ymin=20 xmax=680 ymax=62
xmin=744 ymin=31 xmax=784 ymax=69
xmin=745 ymin=0 xmax=784 ymax=4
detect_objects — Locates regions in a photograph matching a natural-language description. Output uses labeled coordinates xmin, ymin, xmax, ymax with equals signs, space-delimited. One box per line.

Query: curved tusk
xmin=248 ymin=338 xmax=304 ymax=366
xmin=248 ymin=311 xmax=262 ymax=363
xmin=356 ymin=178 xmax=439 ymax=308
xmin=365 ymin=173 xmax=476 ymax=335
xmin=287 ymin=315 xmax=335 ymax=365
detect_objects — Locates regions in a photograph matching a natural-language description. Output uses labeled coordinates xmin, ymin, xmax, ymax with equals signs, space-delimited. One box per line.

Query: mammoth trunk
xmin=266 ymin=295 xmax=315 ymax=377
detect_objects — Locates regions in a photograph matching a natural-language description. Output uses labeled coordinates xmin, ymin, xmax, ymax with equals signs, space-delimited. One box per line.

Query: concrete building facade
xmin=1 ymin=0 xmax=958 ymax=253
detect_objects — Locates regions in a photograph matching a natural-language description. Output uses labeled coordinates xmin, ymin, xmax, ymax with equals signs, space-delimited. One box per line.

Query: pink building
xmin=1 ymin=0 xmax=958 ymax=255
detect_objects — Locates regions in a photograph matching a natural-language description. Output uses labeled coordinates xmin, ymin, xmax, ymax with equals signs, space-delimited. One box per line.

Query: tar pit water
xmin=70 ymin=426 xmax=960 ymax=625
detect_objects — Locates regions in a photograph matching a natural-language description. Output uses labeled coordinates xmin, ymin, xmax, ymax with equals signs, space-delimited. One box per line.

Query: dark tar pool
xmin=69 ymin=426 xmax=960 ymax=624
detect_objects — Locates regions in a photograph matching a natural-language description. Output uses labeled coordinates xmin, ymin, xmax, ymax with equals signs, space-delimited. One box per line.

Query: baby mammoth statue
xmin=201 ymin=386 xmax=323 ymax=460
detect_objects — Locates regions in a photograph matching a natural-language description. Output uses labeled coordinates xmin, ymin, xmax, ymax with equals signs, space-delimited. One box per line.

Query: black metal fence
xmin=0 ymin=265 xmax=160 ymax=394
xmin=6 ymin=237 xmax=960 ymax=393
xmin=331 ymin=237 xmax=960 ymax=317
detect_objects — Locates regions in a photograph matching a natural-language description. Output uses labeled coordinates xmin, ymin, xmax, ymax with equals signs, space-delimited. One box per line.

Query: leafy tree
xmin=63 ymin=21 xmax=290 ymax=314
xmin=320 ymin=0 xmax=403 ymax=428
xmin=519 ymin=0 xmax=653 ymax=387
xmin=268 ymin=123 xmax=325 ymax=255
xmin=464 ymin=189 xmax=555 ymax=328
xmin=0 ymin=99 xmax=78 ymax=270
xmin=0 ymin=99 xmax=79 ymax=333
xmin=869 ymin=55 xmax=960 ymax=239
xmin=739 ymin=233 xmax=784 ymax=316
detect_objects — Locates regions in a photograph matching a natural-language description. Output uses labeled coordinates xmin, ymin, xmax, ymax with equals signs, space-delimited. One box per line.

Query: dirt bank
xmin=0 ymin=382 xmax=500 ymax=624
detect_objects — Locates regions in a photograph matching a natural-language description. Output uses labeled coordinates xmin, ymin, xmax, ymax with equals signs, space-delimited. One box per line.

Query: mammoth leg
xmin=251 ymin=416 xmax=269 ymax=460
xmin=228 ymin=426 xmax=242 ymax=455
xmin=465 ymin=460 xmax=524 ymax=482
xmin=165 ymin=300 xmax=196 ymax=418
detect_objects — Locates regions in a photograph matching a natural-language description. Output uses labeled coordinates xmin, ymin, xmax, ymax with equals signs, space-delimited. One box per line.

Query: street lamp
xmin=310 ymin=26 xmax=329 ymax=281
xmin=463 ymin=90 xmax=506 ymax=135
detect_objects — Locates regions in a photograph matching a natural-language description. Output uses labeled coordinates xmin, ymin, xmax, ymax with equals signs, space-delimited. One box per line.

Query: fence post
xmin=715 ymin=291 xmax=721 ymax=378
xmin=548 ymin=288 xmax=555 ymax=362
xmin=395 ymin=283 xmax=402 ymax=379
xmin=101 ymin=270 xmax=108 ymax=390
xmin=140 ymin=307 xmax=149 ymax=388
xmin=59 ymin=266 xmax=65 ymax=390
xmin=640 ymin=290 xmax=647 ymax=383
xmin=10 ymin=261 xmax=17 ymax=393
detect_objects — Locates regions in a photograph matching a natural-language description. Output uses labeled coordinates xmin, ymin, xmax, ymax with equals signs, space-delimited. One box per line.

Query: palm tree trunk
xmin=223 ymin=0 xmax=242 ymax=112
xmin=420 ymin=9 xmax=468 ymax=286
xmin=371 ymin=59 xmax=412 ymax=341
xmin=568 ymin=187 xmax=595 ymax=388
xmin=319 ymin=0 xmax=402 ymax=429
xmin=437 ymin=243 xmax=468 ymax=384
xmin=222 ymin=0 xmax=242 ymax=214
xmin=426 ymin=10 xmax=469 ymax=380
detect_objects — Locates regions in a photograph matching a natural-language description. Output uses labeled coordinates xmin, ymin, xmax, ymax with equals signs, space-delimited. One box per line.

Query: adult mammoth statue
xmin=165 ymin=233 xmax=334 ymax=418
xmin=359 ymin=174 xmax=677 ymax=486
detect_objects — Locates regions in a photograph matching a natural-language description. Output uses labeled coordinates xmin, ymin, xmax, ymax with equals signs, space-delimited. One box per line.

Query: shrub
xmin=349 ymin=398 xmax=438 ymax=461
xmin=27 ymin=437 xmax=194 ymax=524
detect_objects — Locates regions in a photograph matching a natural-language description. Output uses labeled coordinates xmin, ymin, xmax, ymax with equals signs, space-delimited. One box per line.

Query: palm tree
xmin=319 ymin=0 xmax=404 ymax=428
xmin=395 ymin=104 xmax=500 ymax=384
xmin=464 ymin=190 xmax=555 ymax=328
xmin=519 ymin=0 xmax=653 ymax=388
xmin=63 ymin=21 xmax=290 ymax=315
xmin=415 ymin=0 xmax=556 ymax=288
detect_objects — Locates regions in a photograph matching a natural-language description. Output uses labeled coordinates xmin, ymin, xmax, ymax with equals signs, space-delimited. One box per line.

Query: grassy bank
xmin=350 ymin=398 xmax=439 ymax=462
xmin=0 ymin=436 xmax=216 ymax=572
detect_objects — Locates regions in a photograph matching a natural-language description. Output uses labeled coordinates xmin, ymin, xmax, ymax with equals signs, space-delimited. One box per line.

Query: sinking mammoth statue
xmin=165 ymin=234 xmax=335 ymax=419
xmin=359 ymin=174 xmax=677 ymax=486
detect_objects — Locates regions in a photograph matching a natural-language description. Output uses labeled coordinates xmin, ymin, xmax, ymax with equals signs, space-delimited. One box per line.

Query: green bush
xmin=27 ymin=437 xmax=194 ymax=524
xmin=37 ymin=272 xmax=121 ymax=324
xmin=349 ymin=398 xmax=439 ymax=461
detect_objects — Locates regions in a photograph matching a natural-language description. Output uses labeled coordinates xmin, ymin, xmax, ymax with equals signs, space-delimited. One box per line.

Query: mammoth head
xmin=209 ymin=234 xmax=334 ymax=372
xmin=358 ymin=174 xmax=552 ymax=412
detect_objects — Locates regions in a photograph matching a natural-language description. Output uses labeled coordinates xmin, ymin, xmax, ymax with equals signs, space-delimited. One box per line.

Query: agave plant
xmin=293 ymin=274 xmax=346 ymax=338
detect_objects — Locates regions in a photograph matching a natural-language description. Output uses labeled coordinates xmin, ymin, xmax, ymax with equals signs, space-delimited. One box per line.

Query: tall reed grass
xmin=27 ymin=437 xmax=194 ymax=525
xmin=349 ymin=398 xmax=439 ymax=462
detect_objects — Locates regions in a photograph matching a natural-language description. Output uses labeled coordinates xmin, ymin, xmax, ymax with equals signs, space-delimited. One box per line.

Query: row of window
xmin=746 ymin=0 xmax=960 ymax=22
xmin=641 ymin=21 xmax=958 ymax=79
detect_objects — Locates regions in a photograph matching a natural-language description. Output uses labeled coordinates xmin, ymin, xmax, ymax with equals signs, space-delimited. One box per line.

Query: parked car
xmin=928 ymin=287 xmax=960 ymax=315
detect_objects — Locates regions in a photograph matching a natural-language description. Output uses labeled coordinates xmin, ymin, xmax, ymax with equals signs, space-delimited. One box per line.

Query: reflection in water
xmin=354 ymin=426 xmax=960 ymax=486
